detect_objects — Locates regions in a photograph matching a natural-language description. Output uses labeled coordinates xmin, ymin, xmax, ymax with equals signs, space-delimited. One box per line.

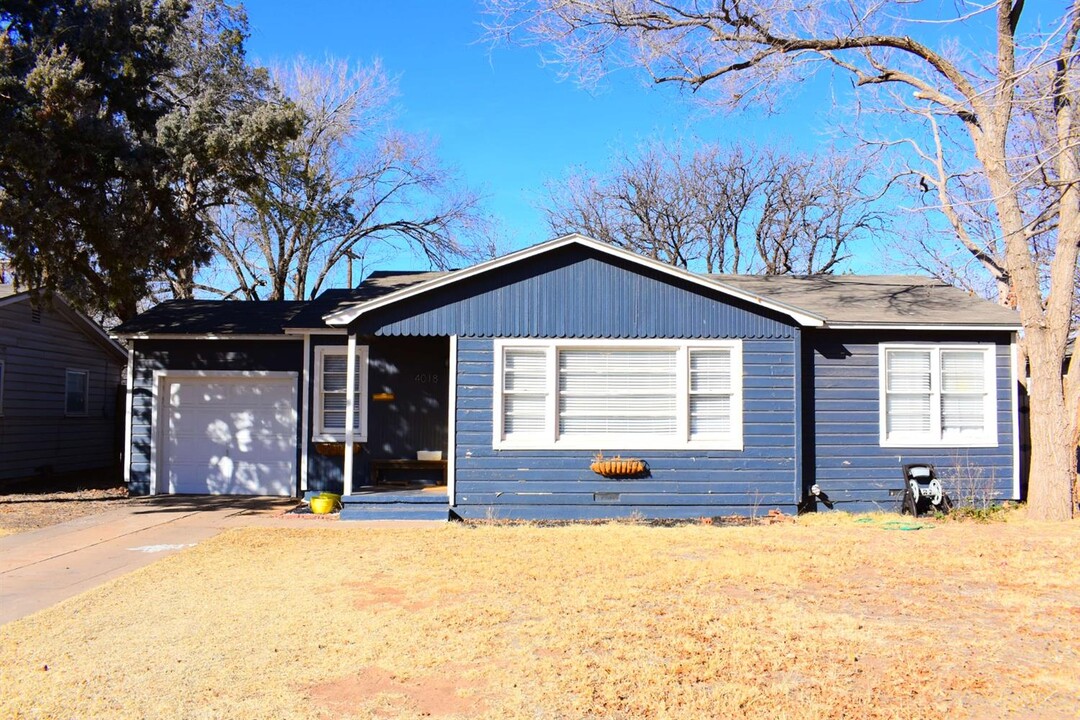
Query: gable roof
xmin=321 ymin=234 xmax=827 ymax=328
xmin=710 ymin=274 xmax=1021 ymax=329
xmin=109 ymin=235 xmax=1022 ymax=337
xmin=0 ymin=289 xmax=127 ymax=359
xmin=112 ymin=300 xmax=306 ymax=337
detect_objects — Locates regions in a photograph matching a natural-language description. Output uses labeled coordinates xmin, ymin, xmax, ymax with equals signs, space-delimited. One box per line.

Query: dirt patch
xmin=307 ymin=665 xmax=487 ymax=717
xmin=0 ymin=486 xmax=134 ymax=535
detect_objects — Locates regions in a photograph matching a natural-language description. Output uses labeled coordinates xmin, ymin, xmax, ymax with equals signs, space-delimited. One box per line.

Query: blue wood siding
xmin=306 ymin=335 xmax=450 ymax=493
xmin=355 ymin=246 xmax=796 ymax=339
xmin=452 ymin=336 xmax=799 ymax=519
xmin=128 ymin=340 xmax=303 ymax=495
xmin=804 ymin=330 xmax=1016 ymax=512
xmin=0 ymin=300 xmax=124 ymax=482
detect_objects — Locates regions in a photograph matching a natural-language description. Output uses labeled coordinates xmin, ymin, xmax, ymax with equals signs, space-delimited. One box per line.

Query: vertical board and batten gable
xmin=353 ymin=245 xmax=803 ymax=519
xmin=354 ymin=246 xmax=793 ymax=339
xmin=805 ymin=330 xmax=1016 ymax=511
xmin=127 ymin=339 xmax=302 ymax=495
xmin=0 ymin=299 xmax=124 ymax=482
xmin=305 ymin=335 xmax=450 ymax=492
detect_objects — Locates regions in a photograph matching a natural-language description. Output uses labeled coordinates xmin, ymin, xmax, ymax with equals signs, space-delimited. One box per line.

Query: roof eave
xmin=824 ymin=322 xmax=1022 ymax=331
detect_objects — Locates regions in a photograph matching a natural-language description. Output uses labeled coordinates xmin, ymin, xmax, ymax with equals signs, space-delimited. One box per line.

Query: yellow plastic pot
xmin=310 ymin=496 xmax=337 ymax=515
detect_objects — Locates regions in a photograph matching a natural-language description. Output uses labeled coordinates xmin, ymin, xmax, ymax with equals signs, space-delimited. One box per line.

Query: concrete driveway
xmin=0 ymin=497 xmax=299 ymax=625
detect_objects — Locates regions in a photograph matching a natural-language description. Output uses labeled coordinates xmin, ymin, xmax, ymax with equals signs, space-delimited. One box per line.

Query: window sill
xmin=313 ymin=433 xmax=368 ymax=443
xmin=494 ymin=438 xmax=744 ymax=452
xmin=879 ymin=438 xmax=998 ymax=449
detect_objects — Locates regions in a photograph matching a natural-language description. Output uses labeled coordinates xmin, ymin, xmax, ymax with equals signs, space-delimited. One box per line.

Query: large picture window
xmin=879 ymin=344 xmax=997 ymax=447
xmin=494 ymin=340 xmax=743 ymax=450
xmin=313 ymin=346 xmax=369 ymax=441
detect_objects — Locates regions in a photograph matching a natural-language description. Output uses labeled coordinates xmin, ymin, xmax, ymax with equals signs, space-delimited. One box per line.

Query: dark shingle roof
xmin=709 ymin=274 xmax=1020 ymax=327
xmin=284 ymin=270 xmax=448 ymax=328
xmin=112 ymin=266 xmax=1021 ymax=337
xmin=112 ymin=300 xmax=306 ymax=336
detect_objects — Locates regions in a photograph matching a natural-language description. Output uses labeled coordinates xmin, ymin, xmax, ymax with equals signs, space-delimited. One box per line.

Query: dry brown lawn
xmin=1 ymin=517 xmax=1079 ymax=719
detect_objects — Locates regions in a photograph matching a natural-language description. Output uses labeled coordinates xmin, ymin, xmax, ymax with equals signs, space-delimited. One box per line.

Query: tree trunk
xmin=1026 ymin=339 xmax=1076 ymax=520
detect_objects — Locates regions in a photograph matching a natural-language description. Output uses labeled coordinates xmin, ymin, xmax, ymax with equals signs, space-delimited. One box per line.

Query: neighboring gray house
xmin=0 ymin=285 xmax=127 ymax=485
xmin=112 ymin=235 xmax=1023 ymax=519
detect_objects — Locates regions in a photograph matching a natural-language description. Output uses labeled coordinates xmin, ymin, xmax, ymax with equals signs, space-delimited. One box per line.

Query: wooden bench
xmin=369 ymin=459 xmax=448 ymax=486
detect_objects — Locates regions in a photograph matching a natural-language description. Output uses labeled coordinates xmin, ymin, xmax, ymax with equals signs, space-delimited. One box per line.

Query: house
xmin=111 ymin=235 xmax=1023 ymax=519
xmin=0 ymin=284 xmax=127 ymax=486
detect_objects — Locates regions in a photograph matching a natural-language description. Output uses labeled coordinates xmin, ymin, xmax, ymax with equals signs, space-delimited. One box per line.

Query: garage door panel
xmin=161 ymin=375 xmax=297 ymax=496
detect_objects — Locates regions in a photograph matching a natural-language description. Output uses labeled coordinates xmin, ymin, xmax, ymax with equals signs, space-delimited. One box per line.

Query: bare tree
xmin=486 ymin=0 xmax=1080 ymax=520
xmin=544 ymin=140 xmax=886 ymax=275
xmin=198 ymin=58 xmax=484 ymax=301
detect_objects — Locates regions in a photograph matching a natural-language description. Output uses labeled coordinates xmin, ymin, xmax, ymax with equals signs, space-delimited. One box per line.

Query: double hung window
xmin=880 ymin=344 xmax=997 ymax=446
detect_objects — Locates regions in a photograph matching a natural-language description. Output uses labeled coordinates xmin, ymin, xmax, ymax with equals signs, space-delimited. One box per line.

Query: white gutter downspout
xmin=343 ymin=332 xmax=357 ymax=496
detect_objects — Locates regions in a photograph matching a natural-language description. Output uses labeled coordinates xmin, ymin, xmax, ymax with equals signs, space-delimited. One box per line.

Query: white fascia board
xmin=825 ymin=322 xmax=1022 ymax=331
xmin=114 ymin=333 xmax=301 ymax=341
xmin=322 ymin=233 xmax=826 ymax=328
xmin=283 ymin=328 xmax=347 ymax=336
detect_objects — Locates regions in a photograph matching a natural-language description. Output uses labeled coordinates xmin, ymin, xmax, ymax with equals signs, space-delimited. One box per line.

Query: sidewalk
xmin=0 ymin=497 xmax=298 ymax=625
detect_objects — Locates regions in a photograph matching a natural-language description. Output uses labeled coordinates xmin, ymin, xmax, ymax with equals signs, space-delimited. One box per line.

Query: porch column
xmin=343 ymin=331 xmax=357 ymax=496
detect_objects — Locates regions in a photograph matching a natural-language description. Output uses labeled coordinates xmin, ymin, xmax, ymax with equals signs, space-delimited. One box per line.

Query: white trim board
xmin=826 ymin=323 xmax=1021 ymax=331
xmin=1010 ymin=335 xmax=1021 ymax=499
xmin=116 ymin=333 xmax=302 ymax=341
xmin=123 ymin=348 xmax=134 ymax=485
xmin=447 ymin=334 xmax=458 ymax=507
xmin=323 ymin=233 xmax=826 ymax=328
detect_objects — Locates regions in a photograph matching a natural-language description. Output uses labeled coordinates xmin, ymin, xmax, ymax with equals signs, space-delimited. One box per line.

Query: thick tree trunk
xmin=1026 ymin=338 xmax=1076 ymax=520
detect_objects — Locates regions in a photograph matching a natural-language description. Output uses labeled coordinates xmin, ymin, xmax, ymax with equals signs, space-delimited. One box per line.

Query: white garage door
xmin=161 ymin=374 xmax=297 ymax=496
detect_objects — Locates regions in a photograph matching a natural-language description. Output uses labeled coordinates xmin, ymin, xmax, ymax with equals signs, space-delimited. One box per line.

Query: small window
xmin=65 ymin=369 xmax=89 ymax=415
xmin=313 ymin=346 xmax=369 ymax=441
xmin=880 ymin=344 xmax=997 ymax=447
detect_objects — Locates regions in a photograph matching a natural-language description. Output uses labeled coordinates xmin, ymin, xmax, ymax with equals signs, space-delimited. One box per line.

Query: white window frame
xmin=64 ymin=368 xmax=89 ymax=416
xmin=312 ymin=345 xmax=369 ymax=442
xmin=878 ymin=343 xmax=998 ymax=448
xmin=492 ymin=338 xmax=743 ymax=450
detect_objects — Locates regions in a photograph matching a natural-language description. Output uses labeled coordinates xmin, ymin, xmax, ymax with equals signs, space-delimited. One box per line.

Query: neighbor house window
xmin=65 ymin=369 xmax=89 ymax=415
xmin=313 ymin=346 xmax=368 ymax=441
xmin=494 ymin=340 xmax=743 ymax=450
xmin=879 ymin=344 xmax=997 ymax=447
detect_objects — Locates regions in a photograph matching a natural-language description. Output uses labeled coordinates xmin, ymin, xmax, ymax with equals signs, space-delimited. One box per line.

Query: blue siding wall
xmin=357 ymin=246 xmax=796 ymax=339
xmin=805 ymin=331 xmax=1016 ymax=512
xmin=128 ymin=340 xmax=303 ymax=495
xmin=452 ymin=336 xmax=799 ymax=520
xmin=306 ymin=335 xmax=449 ymax=493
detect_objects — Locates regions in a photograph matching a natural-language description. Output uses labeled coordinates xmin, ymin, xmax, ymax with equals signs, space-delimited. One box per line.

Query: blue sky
xmin=243 ymin=1 xmax=844 ymax=263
